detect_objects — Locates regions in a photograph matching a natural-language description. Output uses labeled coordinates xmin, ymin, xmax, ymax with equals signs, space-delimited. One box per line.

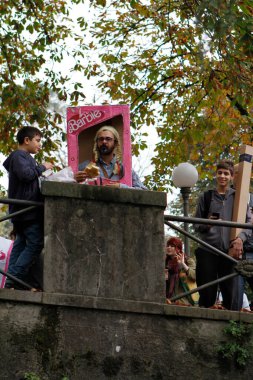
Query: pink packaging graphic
xmin=67 ymin=104 xmax=132 ymax=187
xmin=0 ymin=237 xmax=13 ymax=288
xmin=82 ymin=178 xmax=120 ymax=187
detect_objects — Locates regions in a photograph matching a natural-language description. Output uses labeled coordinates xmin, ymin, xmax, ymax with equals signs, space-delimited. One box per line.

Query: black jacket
xmin=3 ymin=150 xmax=46 ymax=222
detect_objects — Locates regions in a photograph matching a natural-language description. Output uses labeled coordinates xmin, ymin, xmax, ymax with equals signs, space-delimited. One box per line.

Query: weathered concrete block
xmin=42 ymin=182 xmax=167 ymax=303
xmin=0 ymin=292 xmax=252 ymax=380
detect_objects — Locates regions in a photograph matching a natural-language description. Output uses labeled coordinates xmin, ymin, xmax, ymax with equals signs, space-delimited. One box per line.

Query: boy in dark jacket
xmin=3 ymin=126 xmax=53 ymax=290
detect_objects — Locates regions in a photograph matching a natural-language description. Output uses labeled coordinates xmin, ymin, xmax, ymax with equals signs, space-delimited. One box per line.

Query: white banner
xmin=0 ymin=236 xmax=13 ymax=288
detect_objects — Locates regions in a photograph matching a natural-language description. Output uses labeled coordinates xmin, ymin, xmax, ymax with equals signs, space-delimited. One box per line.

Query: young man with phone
xmin=194 ymin=160 xmax=248 ymax=310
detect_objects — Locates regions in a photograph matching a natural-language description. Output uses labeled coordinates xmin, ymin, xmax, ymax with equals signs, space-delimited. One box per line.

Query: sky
xmin=0 ymin=1 xmax=185 ymax=247
xmin=0 ymin=1 xmax=159 ymax=191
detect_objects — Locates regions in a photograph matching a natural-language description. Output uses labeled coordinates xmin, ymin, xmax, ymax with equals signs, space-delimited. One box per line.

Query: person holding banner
xmin=232 ymin=163 xmax=253 ymax=309
xmin=3 ymin=126 xmax=53 ymax=290
xmin=74 ymin=125 xmax=147 ymax=189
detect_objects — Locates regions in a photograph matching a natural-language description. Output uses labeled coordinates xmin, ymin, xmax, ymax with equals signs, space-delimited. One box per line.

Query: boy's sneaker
xmin=4 ymin=280 xmax=15 ymax=289
xmin=4 ymin=280 xmax=26 ymax=290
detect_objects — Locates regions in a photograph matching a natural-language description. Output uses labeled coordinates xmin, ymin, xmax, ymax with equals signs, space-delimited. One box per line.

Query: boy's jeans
xmin=5 ymin=221 xmax=44 ymax=287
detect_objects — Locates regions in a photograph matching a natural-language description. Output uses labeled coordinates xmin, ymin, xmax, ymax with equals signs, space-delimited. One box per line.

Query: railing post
xmin=180 ymin=187 xmax=191 ymax=256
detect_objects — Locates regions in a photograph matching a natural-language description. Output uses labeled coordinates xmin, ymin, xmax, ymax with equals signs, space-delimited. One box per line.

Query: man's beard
xmin=98 ymin=145 xmax=115 ymax=155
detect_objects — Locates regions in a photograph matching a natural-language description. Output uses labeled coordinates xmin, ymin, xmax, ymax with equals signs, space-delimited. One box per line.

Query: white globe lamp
xmin=172 ymin=163 xmax=198 ymax=255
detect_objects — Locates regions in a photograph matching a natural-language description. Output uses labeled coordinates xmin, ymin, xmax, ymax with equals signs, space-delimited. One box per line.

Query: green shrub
xmin=218 ymin=320 xmax=253 ymax=368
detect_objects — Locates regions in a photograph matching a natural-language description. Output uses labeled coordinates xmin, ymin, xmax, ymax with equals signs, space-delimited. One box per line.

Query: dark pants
xmin=244 ymin=252 xmax=253 ymax=290
xmin=195 ymin=247 xmax=242 ymax=310
xmin=5 ymin=221 xmax=44 ymax=289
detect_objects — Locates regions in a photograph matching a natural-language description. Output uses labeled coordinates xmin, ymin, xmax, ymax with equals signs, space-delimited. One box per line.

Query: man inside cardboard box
xmin=74 ymin=125 xmax=147 ymax=189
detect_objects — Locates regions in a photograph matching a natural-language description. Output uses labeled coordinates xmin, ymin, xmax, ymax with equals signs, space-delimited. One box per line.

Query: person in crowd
xmin=165 ymin=237 xmax=198 ymax=306
xmin=216 ymin=290 xmax=252 ymax=312
xmin=194 ymin=160 xmax=250 ymax=310
xmin=74 ymin=125 xmax=147 ymax=189
xmin=3 ymin=126 xmax=53 ymax=290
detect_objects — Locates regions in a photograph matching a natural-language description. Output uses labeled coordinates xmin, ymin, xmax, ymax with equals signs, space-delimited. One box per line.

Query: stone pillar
xmin=42 ymin=182 xmax=167 ymax=303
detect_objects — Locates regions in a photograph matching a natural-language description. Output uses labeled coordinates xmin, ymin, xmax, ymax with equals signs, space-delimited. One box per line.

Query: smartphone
xmin=211 ymin=212 xmax=220 ymax=219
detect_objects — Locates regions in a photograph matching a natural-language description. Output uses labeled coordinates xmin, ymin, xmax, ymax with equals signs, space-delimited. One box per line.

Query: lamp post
xmin=172 ymin=163 xmax=198 ymax=256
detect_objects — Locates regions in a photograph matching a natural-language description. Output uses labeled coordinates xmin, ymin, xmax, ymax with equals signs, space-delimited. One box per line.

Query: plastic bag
xmin=46 ymin=166 xmax=76 ymax=183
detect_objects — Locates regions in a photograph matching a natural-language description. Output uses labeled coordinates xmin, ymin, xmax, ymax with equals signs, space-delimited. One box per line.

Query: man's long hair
xmin=93 ymin=126 xmax=122 ymax=163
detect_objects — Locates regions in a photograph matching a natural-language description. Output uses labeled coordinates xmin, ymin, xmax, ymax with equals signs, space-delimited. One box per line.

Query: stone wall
xmin=42 ymin=182 xmax=166 ymax=303
xmin=0 ymin=291 xmax=253 ymax=380
xmin=0 ymin=182 xmax=253 ymax=380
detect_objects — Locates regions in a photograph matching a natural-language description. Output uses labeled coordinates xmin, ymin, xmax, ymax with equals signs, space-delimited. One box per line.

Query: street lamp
xmin=172 ymin=163 xmax=198 ymax=255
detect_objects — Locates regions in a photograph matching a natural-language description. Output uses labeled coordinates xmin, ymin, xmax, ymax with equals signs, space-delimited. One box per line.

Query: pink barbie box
xmin=67 ymin=104 xmax=132 ymax=187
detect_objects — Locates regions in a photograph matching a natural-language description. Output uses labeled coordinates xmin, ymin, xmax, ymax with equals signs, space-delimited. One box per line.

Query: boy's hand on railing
xmin=228 ymin=237 xmax=243 ymax=260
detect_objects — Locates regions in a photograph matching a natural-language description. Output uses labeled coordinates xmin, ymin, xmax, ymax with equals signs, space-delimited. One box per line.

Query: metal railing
xmin=164 ymin=214 xmax=253 ymax=304
xmin=0 ymin=198 xmax=44 ymax=290
xmin=2 ymin=198 xmax=252 ymax=297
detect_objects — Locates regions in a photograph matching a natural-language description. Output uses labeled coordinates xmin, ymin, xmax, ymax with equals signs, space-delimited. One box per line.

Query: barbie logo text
xmin=68 ymin=110 xmax=104 ymax=133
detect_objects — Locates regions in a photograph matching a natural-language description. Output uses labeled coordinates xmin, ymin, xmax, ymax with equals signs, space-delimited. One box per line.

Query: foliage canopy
xmin=0 ymin=0 xmax=87 ymax=167
xmin=1 ymin=1 xmax=253 ymax=192
xmin=87 ymin=0 xmax=253 ymax=190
